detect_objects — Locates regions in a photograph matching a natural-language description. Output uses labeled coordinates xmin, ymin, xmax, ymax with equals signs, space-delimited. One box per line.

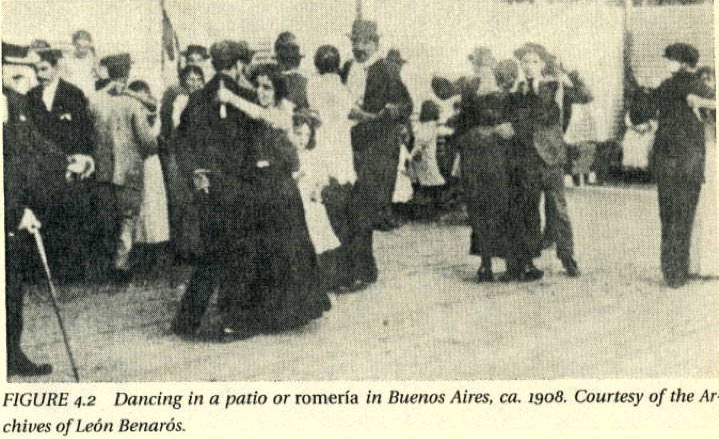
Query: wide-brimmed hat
xmin=513 ymin=42 xmax=552 ymax=63
xmin=664 ymin=42 xmax=699 ymax=67
xmin=348 ymin=19 xmax=380 ymax=41
xmin=181 ymin=44 xmax=210 ymax=60
xmin=468 ymin=46 xmax=496 ymax=67
xmin=386 ymin=48 xmax=407 ymax=65
xmin=2 ymin=41 xmax=40 ymax=65
xmin=100 ymin=53 xmax=132 ymax=79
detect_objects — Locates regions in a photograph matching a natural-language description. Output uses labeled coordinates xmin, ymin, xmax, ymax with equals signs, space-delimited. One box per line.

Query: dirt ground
xmin=10 ymin=186 xmax=719 ymax=382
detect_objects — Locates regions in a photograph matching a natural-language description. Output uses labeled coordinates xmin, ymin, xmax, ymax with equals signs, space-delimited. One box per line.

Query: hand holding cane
xmin=30 ymin=228 xmax=81 ymax=383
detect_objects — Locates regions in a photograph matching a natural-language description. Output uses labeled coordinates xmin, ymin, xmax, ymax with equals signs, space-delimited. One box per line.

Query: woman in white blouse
xmin=306 ymin=45 xmax=359 ymax=291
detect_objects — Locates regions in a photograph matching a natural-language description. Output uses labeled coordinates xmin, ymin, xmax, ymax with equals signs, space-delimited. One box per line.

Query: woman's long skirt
xmin=458 ymin=127 xmax=511 ymax=258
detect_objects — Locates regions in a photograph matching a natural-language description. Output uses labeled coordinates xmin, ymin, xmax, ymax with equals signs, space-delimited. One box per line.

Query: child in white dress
xmin=292 ymin=110 xmax=341 ymax=254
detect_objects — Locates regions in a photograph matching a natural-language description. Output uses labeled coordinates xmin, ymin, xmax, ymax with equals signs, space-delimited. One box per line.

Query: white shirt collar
xmin=42 ymin=77 xmax=60 ymax=111
xmin=358 ymin=49 xmax=383 ymax=70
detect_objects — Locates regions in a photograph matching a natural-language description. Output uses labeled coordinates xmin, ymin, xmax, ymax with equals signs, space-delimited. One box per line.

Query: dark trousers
xmin=538 ymin=169 xmax=575 ymax=260
xmin=346 ymin=180 xmax=379 ymax=284
xmin=6 ymin=263 xmax=24 ymax=368
xmin=657 ymin=176 xmax=702 ymax=282
xmin=320 ymin=179 xmax=354 ymax=289
xmin=5 ymin=233 xmax=36 ymax=369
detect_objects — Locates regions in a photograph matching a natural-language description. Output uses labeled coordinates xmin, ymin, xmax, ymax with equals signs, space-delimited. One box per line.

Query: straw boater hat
xmin=29 ymin=40 xmax=63 ymax=63
xmin=513 ymin=42 xmax=552 ymax=63
xmin=2 ymin=41 xmax=40 ymax=65
xmin=347 ymin=19 xmax=380 ymax=41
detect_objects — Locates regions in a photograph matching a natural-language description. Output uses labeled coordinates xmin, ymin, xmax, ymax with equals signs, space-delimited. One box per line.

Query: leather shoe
xmin=8 ymin=355 xmax=52 ymax=377
xmin=476 ymin=266 xmax=494 ymax=282
xmin=561 ymin=257 xmax=581 ymax=277
xmin=520 ymin=267 xmax=544 ymax=282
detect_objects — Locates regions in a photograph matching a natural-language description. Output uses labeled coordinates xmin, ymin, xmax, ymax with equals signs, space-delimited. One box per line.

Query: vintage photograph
xmin=2 ymin=0 xmax=717 ymax=383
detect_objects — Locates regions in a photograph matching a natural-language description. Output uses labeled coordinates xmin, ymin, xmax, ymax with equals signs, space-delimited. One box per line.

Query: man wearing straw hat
xmin=340 ymin=19 xmax=413 ymax=291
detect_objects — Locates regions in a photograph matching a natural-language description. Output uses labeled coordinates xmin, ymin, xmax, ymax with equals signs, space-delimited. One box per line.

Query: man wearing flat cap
xmin=636 ymin=42 xmax=714 ymax=288
xmin=338 ymin=19 xmax=413 ymax=291
xmin=26 ymin=40 xmax=97 ymax=283
xmin=89 ymin=53 xmax=159 ymax=285
xmin=3 ymin=42 xmax=74 ymax=377
xmin=172 ymin=39 xmax=260 ymax=336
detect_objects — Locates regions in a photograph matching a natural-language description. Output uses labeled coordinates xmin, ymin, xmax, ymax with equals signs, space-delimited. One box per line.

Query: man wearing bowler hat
xmin=90 ymin=53 xmax=159 ymax=285
xmin=171 ymin=40 xmax=259 ymax=337
xmin=339 ymin=19 xmax=413 ymax=291
xmin=3 ymin=42 xmax=74 ymax=376
xmin=639 ymin=43 xmax=714 ymax=288
xmin=274 ymin=32 xmax=309 ymax=109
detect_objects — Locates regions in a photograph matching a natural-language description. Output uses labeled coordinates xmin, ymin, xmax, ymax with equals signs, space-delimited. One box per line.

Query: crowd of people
xmin=2 ymin=18 xmax=716 ymax=378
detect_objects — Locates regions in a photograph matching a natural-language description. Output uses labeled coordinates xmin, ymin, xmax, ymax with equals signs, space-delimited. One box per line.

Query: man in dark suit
xmin=644 ymin=43 xmax=714 ymax=288
xmin=26 ymin=41 xmax=96 ymax=283
xmin=504 ymin=42 xmax=581 ymax=281
xmin=3 ymin=42 xmax=72 ymax=377
xmin=274 ymin=32 xmax=309 ymax=109
xmin=172 ymin=40 xmax=258 ymax=337
xmin=341 ymin=20 xmax=413 ymax=290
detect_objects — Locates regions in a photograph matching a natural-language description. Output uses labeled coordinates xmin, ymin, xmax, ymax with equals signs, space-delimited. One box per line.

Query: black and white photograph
xmin=2 ymin=0 xmax=717 ymax=390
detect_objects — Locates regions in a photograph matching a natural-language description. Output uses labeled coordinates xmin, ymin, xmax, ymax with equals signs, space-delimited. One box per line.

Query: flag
xmin=160 ymin=0 xmax=180 ymax=80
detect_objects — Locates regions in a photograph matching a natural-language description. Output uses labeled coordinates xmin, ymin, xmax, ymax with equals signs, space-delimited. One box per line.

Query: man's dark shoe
xmin=561 ymin=257 xmax=581 ymax=277
xmin=476 ymin=266 xmax=494 ymax=283
xmin=520 ymin=267 xmax=544 ymax=282
xmin=666 ymin=277 xmax=687 ymax=289
xmin=108 ymin=269 xmax=133 ymax=288
xmin=498 ymin=270 xmax=522 ymax=282
xmin=8 ymin=355 xmax=53 ymax=377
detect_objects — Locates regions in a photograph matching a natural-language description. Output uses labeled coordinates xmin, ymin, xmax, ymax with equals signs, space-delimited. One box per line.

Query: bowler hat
xmin=664 ymin=43 xmax=699 ymax=67
xmin=348 ymin=19 xmax=380 ymax=41
xmin=2 ymin=41 xmax=40 ymax=65
xmin=275 ymin=42 xmax=304 ymax=61
xmin=274 ymin=31 xmax=297 ymax=52
xmin=513 ymin=42 xmax=552 ymax=63
xmin=181 ymin=45 xmax=210 ymax=60
xmin=468 ymin=46 xmax=496 ymax=67
xmin=101 ymin=53 xmax=132 ymax=79
xmin=386 ymin=48 xmax=407 ymax=65
xmin=210 ymin=40 xmax=254 ymax=66
xmin=29 ymin=40 xmax=63 ymax=63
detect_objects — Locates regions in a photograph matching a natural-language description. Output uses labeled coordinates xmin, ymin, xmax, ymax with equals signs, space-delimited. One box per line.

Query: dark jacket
xmin=347 ymin=58 xmax=413 ymax=216
xmin=27 ymin=78 xmax=94 ymax=155
xmin=3 ymin=89 xmax=68 ymax=229
xmin=647 ymin=70 xmax=714 ymax=182
xmin=283 ymin=71 xmax=309 ymax=109
xmin=511 ymin=79 xmax=582 ymax=167
xmin=177 ymin=73 xmax=259 ymax=177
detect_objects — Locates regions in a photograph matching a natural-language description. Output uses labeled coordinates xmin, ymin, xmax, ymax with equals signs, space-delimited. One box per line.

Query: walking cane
xmin=30 ymin=229 xmax=80 ymax=383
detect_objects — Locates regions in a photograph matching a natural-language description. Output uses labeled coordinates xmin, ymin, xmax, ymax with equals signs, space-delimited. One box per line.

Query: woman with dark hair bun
xmin=213 ymin=65 xmax=332 ymax=338
xmin=306 ymin=45 xmax=359 ymax=291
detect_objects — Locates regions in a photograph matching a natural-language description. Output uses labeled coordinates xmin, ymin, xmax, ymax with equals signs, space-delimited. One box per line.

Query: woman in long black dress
xmin=453 ymin=49 xmax=517 ymax=282
xmin=217 ymin=64 xmax=331 ymax=337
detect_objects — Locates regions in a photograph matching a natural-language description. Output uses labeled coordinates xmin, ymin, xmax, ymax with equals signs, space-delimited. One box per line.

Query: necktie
xmin=528 ymin=78 xmax=536 ymax=96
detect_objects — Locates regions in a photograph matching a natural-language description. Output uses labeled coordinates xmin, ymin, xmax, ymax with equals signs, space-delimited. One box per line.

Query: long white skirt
xmin=134 ymin=154 xmax=170 ymax=244
xmin=690 ymin=124 xmax=719 ymax=277
xmin=393 ymin=145 xmax=414 ymax=203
